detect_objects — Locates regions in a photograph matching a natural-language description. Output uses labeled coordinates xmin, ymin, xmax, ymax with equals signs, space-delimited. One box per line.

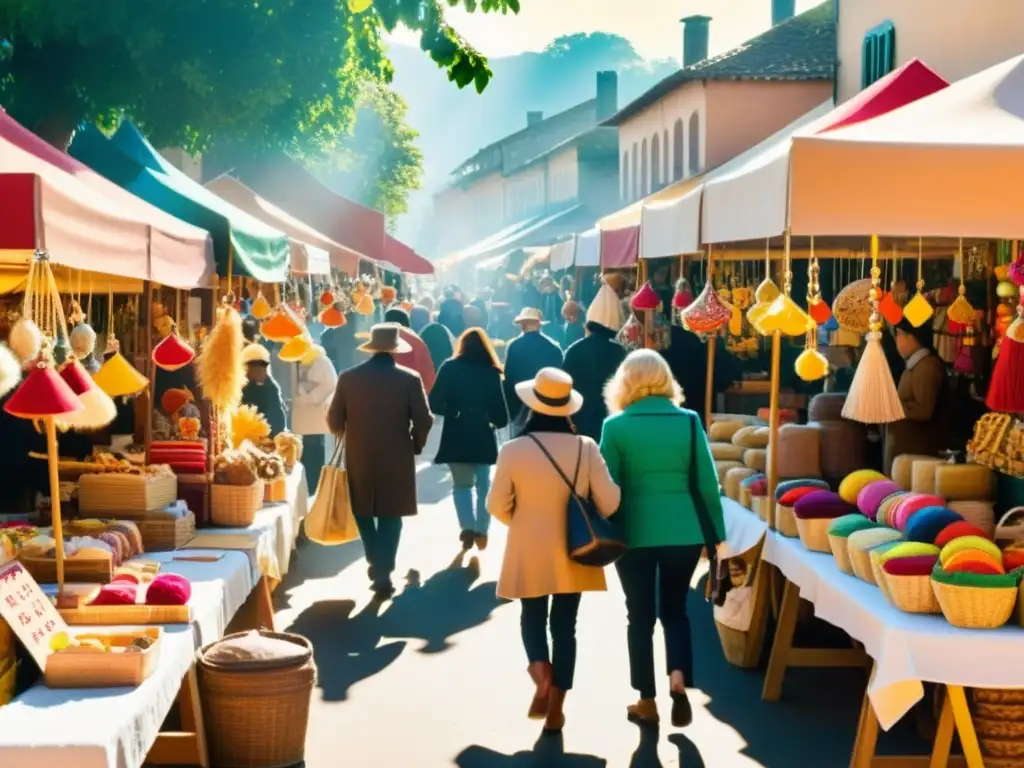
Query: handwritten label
xmin=0 ymin=561 xmax=68 ymax=669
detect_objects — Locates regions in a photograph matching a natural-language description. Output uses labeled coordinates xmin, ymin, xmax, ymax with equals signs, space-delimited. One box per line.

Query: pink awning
xmin=0 ymin=111 xmax=214 ymax=288
xmin=383 ymin=235 xmax=434 ymax=275
xmin=601 ymin=226 xmax=640 ymax=269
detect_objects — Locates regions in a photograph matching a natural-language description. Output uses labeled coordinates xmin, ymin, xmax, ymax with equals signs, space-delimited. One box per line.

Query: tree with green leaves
xmin=0 ymin=0 xmax=520 ymax=151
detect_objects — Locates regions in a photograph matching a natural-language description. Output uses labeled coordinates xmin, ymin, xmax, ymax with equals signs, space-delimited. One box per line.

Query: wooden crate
xmin=136 ymin=511 xmax=196 ymax=552
xmin=59 ymin=603 xmax=190 ymax=625
xmin=44 ymin=628 xmax=162 ymax=688
xmin=20 ymin=555 xmax=113 ymax=584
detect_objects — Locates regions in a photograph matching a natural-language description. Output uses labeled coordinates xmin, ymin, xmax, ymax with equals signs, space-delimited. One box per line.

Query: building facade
xmin=836 ymin=0 xmax=1024 ymax=103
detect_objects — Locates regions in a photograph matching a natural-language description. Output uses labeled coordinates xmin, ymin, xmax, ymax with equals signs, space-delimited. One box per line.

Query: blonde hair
xmin=604 ymin=349 xmax=684 ymax=414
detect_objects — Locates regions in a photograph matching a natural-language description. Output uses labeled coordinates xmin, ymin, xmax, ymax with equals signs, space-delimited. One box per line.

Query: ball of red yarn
xmin=145 ymin=573 xmax=192 ymax=606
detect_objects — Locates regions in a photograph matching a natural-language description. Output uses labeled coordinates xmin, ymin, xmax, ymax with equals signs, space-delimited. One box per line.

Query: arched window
xmin=621 ymin=153 xmax=630 ymax=201
xmin=651 ymin=133 xmax=661 ymax=190
xmin=672 ymin=119 xmax=684 ymax=182
xmin=641 ymin=138 xmax=649 ymax=196
xmin=663 ymin=129 xmax=670 ymax=183
xmin=688 ymin=112 xmax=701 ymax=174
xmin=631 ymin=142 xmax=638 ymax=200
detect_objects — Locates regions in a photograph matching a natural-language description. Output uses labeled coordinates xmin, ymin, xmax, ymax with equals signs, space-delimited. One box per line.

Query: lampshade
xmin=4 ymin=364 xmax=83 ymax=419
xmin=320 ymin=291 xmax=335 ymax=307
xmin=300 ymin=344 xmax=325 ymax=366
xmin=57 ymin=360 xmax=116 ymax=430
xmin=672 ymin=289 xmax=694 ymax=310
xmin=356 ymin=294 xmax=375 ymax=315
xmin=319 ymin=305 xmax=345 ymax=328
xmin=93 ymin=352 xmax=149 ymax=398
xmin=152 ymin=333 xmax=196 ymax=372
xmin=381 ymin=286 xmax=397 ymax=304
xmin=0 ymin=344 xmax=21 ymax=399
xmin=631 ymin=281 xmax=661 ymax=311
xmin=260 ymin=307 xmax=303 ymax=342
xmin=760 ymin=294 xmax=814 ymax=337
xmin=250 ymin=294 xmax=272 ymax=320
xmin=680 ymin=281 xmax=731 ymax=333
xmin=279 ymin=335 xmax=313 ymax=363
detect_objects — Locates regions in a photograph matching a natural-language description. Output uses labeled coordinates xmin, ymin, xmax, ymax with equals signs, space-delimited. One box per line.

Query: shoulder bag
xmin=305 ymin=439 xmax=359 ymax=546
xmin=528 ymin=435 xmax=626 ymax=567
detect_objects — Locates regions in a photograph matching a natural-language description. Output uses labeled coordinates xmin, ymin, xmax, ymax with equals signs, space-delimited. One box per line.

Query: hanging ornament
xmin=6 ymin=359 xmax=82 ymax=420
xmin=152 ymin=332 xmax=196 ymax=372
xmin=319 ymin=304 xmax=345 ymax=328
xmin=761 ymin=245 xmax=811 ymax=338
xmin=631 ymin=281 xmax=661 ymax=311
xmin=842 ymin=235 xmax=905 ymax=424
xmin=9 ymin=316 xmax=41 ymax=364
xmin=348 ymin=0 xmax=373 ymax=12
xmin=300 ymin=344 xmax=324 ymax=366
xmin=69 ymin=322 xmax=97 ymax=361
xmin=57 ymin=360 xmax=117 ymax=430
xmin=259 ymin=306 xmax=303 ymax=342
xmin=795 ymin=238 xmax=829 ymax=383
xmin=320 ymin=290 xmax=335 ymax=307
xmin=903 ymin=237 xmax=935 ymax=328
xmin=0 ymin=344 xmax=21 ymax=399
xmin=279 ymin=335 xmax=313 ymax=363
xmin=94 ymin=351 xmax=149 ymax=398
xmin=356 ymin=293 xmax=375 ymax=315
xmin=954 ymin=328 xmax=976 ymax=375
xmin=197 ymin=307 xmax=245 ymax=412
xmin=681 ymin=279 xmax=732 ymax=334
xmin=250 ymin=293 xmax=272 ymax=320
xmin=833 ymin=277 xmax=872 ymax=333
xmin=878 ymin=245 xmax=904 ymax=325
xmin=946 ymin=239 xmax=976 ymax=325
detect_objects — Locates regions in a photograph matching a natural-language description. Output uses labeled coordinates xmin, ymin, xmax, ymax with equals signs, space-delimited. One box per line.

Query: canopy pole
xmin=704 ymin=249 xmax=715 ymax=429
xmin=143 ymin=282 xmax=153 ymax=466
xmin=225 ymin=241 xmax=234 ymax=301
xmin=766 ymin=228 xmax=791 ymax=529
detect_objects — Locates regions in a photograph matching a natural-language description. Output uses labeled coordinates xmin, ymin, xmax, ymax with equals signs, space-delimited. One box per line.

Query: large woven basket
xmin=795 ymin=517 xmax=832 ymax=553
xmin=869 ymin=554 xmax=894 ymax=603
xmin=932 ymin=580 xmax=1017 ymax=629
xmin=884 ymin=573 xmax=940 ymax=614
xmin=211 ymin=481 xmax=265 ymax=527
xmin=849 ymin=546 xmax=877 ymax=585
xmin=78 ymin=472 xmax=177 ymax=515
xmin=775 ymin=504 xmax=799 ymax=538
xmin=199 ymin=631 xmax=316 ymax=768
xmin=136 ymin=512 xmax=196 ymax=551
xmin=829 ymin=534 xmax=854 ymax=574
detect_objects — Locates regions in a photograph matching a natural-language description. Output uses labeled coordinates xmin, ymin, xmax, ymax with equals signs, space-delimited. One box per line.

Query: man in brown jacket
xmin=327 ymin=324 xmax=434 ymax=599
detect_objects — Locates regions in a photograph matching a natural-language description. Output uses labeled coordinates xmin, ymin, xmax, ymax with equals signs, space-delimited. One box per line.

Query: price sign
xmin=0 ymin=561 xmax=68 ymax=669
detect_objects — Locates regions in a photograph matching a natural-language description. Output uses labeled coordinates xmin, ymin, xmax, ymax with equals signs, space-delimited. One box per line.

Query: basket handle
xmin=995 ymin=506 xmax=1024 ymax=539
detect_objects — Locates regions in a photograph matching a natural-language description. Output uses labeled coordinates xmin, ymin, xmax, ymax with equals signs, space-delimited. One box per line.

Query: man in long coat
xmin=327 ymin=323 xmax=433 ymax=599
xmin=502 ymin=308 xmax=563 ymax=427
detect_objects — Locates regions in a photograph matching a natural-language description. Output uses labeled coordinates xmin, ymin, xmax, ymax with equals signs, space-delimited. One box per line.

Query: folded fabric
xmin=793 ymin=490 xmax=856 ymax=520
xmin=934 ymin=521 xmax=991 ymax=549
xmin=828 ymin=514 xmax=879 ymax=538
xmin=931 ymin=565 xmax=1021 ymax=588
xmin=943 ymin=549 xmax=1005 ymax=575
xmin=847 ymin=527 xmax=904 ymax=552
xmin=883 ymin=554 xmax=938 ymax=576
xmin=857 ymin=480 xmax=902 ymax=519
xmin=878 ymin=541 xmax=941 ymax=566
xmin=904 ymin=506 xmax=963 ymax=544
xmin=775 ymin=478 xmax=830 ymax=502
xmin=838 ymin=469 xmax=887 ymax=504
xmin=940 ymin=535 xmax=1003 ymax=567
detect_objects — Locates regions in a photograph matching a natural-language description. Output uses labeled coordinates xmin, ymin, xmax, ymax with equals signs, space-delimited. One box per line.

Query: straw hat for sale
xmin=358 ymin=323 xmax=412 ymax=355
xmin=515 ymin=367 xmax=582 ymax=417
xmin=512 ymin=307 xmax=548 ymax=326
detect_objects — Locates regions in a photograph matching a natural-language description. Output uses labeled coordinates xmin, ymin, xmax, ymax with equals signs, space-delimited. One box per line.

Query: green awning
xmin=69 ymin=123 xmax=290 ymax=283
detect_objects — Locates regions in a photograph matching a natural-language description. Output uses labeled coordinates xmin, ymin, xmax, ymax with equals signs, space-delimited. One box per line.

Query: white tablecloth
xmin=721 ymin=498 xmax=768 ymax=557
xmin=0 ymin=548 xmax=254 ymax=768
xmin=763 ymin=531 xmax=1024 ymax=730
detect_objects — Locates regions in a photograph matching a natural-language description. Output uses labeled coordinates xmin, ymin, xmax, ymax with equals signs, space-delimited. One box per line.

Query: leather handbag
xmin=304 ymin=440 xmax=359 ymax=546
xmin=528 ymin=435 xmax=626 ymax=567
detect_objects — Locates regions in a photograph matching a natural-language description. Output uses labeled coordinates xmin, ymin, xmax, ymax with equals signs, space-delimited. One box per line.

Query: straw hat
xmin=514 ymin=367 xmax=582 ymax=417
xmin=512 ymin=307 xmax=547 ymax=326
xmin=241 ymin=343 xmax=271 ymax=365
xmin=358 ymin=323 xmax=412 ymax=354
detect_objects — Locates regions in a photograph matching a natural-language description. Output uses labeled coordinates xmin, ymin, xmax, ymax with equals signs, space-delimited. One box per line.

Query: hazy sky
xmin=388 ymin=0 xmax=824 ymax=62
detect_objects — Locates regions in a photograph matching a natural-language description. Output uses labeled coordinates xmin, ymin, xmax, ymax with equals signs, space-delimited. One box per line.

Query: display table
xmin=762 ymin=531 xmax=1024 ymax=768
xmin=722 ymin=497 xmax=768 ymax=557
xmin=0 ymin=550 xmax=254 ymax=768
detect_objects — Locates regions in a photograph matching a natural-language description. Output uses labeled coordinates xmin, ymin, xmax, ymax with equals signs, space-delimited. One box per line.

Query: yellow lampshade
xmin=760 ymin=294 xmax=813 ymax=337
xmin=279 ymin=335 xmax=313 ymax=363
xmin=746 ymin=303 xmax=770 ymax=336
xmin=300 ymin=344 xmax=324 ymax=366
xmin=93 ymin=352 xmax=149 ymax=398
xmin=754 ymin=278 xmax=780 ymax=304
xmin=356 ymin=294 xmax=375 ymax=316
xmin=250 ymin=294 xmax=272 ymax=320
xmin=348 ymin=0 xmax=373 ymax=11
xmin=795 ymin=347 xmax=830 ymax=382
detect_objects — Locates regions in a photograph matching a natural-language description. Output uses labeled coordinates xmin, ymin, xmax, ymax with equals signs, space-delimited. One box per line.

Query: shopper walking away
xmin=600 ymin=350 xmax=724 ymax=727
xmin=321 ymin=311 xmax=360 ymax=374
xmin=561 ymin=282 xmax=625 ymax=441
xmin=437 ymin=288 xmax=466 ymax=339
xmin=241 ymin=343 xmax=288 ymax=437
xmin=291 ymin=344 xmax=338 ymax=495
xmin=488 ymin=368 xmax=620 ymax=733
xmin=384 ymin=308 xmax=437 ymax=392
xmin=430 ymin=328 xmax=509 ymax=551
xmin=419 ymin=321 xmax=455 ymax=376
xmin=327 ymin=324 xmax=433 ymax=600
xmin=502 ymin=308 xmax=563 ymax=426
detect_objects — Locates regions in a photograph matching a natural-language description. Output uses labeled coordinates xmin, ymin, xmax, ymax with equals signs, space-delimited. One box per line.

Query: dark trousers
xmin=354 ymin=515 xmax=403 ymax=587
xmin=301 ymin=434 xmax=326 ymax=495
xmin=615 ymin=545 xmax=703 ymax=699
xmin=520 ymin=593 xmax=582 ymax=691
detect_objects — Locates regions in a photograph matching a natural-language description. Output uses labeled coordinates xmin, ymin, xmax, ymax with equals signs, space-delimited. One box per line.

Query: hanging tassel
xmin=842 ymin=236 xmax=905 ymax=424
xmin=987 ymin=284 xmax=1024 ymax=412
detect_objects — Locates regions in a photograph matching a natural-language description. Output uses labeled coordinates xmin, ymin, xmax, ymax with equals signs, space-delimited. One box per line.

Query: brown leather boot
xmin=544 ymin=687 xmax=567 ymax=732
xmin=626 ymin=698 xmax=660 ymax=725
xmin=526 ymin=662 xmax=551 ymax=719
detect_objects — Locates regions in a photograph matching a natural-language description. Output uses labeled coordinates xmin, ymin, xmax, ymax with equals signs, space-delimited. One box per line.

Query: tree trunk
xmin=32 ymin=112 xmax=79 ymax=151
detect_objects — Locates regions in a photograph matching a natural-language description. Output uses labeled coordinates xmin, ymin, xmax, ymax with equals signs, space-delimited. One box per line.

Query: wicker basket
xmin=20 ymin=555 xmax=113 ymax=584
xmin=775 ymin=504 xmax=799 ymax=538
xmin=211 ymin=481 xmax=265 ymax=527
xmin=981 ymin=737 xmax=1024 ymax=759
xmin=849 ymin=547 xmax=877 ymax=585
xmin=977 ymin=718 xmax=1024 ymax=739
xmin=932 ymin=580 xmax=1017 ymax=629
xmin=199 ymin=631 xmax=316 ymax=768
xmin=263 ymin=477 xmax=287 ymax=504
xmin=752 ymin=495 xmax=769 ymax=523
xmin=829 ymin=534 xmax=855 ymax=574
xmin=976 ymin=690 xmax=1024 ymax=705
xmin=795 ymin=517 xmax=832 ymax=553
xmin=870 ymin=555 xmax=894 ymax=603
xmin=715 ymin=620 xmax=752 ymax=668
xmin=884 ymin=573 xmax=940 ymax=614
xmin=78 ymin=472 xmax=177 ymax=515
xmin=136 ymin=512 xmax=196 ymax=551
xmin=739 ymin=487 xmax=753 ymax=510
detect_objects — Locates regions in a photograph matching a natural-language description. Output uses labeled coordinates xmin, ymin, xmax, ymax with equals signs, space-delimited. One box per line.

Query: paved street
xmin=274 ymin=431 xmax=928 ymax=767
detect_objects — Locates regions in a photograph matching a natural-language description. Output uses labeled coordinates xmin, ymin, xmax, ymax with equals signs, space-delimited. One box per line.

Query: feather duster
xmin=198 ymin=307 xmax=244 ymax=411
xmin=228 ymin=404 xmax=270 ymax=448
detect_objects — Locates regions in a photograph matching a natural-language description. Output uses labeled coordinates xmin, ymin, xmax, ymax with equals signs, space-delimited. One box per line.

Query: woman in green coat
xmin=599 ymin=349 xmax=725 ymax=729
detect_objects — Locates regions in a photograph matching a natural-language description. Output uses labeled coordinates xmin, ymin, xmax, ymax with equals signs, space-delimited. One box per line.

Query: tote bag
xmin=528 ymin=435 xmax=626 ymax=567
xmin=305 ymin=440 xmax=359 ymax=545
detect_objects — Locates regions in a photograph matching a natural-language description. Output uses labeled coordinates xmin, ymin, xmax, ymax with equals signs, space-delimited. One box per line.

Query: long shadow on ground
xmin=456 ymin=733 xmax=607 ymax=767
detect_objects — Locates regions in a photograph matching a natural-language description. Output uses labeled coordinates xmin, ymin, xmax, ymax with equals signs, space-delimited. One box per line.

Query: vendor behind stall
xmin=241 ymin=343 xmax=288 ymax=437
xmin=884 ymin=319 xmax=949 ymax=474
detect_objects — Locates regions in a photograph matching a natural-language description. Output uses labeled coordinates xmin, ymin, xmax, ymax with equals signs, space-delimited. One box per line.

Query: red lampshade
xmin=59 ymin=360 xmax=96 ymax=395
xmin=319 ymin=305 xmax=345 ymax=328
xmin=152 ymin=333 xmax=196 ymax=372
xmin=5 ymin=365 xmax=83 ymax=419
xmin=672 ymin=289 xmax=694 ymax=309
xmin=631 ymin=281 xmax=661 ymax=311
xmin=58 ymin=360 xmax=117 ymax=430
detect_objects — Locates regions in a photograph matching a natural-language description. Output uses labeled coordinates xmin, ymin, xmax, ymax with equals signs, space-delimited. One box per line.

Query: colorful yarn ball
xmin=882 ymin=554 xmax=939 ymax=576
xmin=903 ymin=506 xmax=963 ymax=544
xmin=90 ymin=583 xmax=138 ymax=606
xmin=856 ymin=480 xmax=902 ymax=519
xmin=145 ymin=573 xmax=192 ymax=606
xmin=934 ymin=521 xmax=991 ymax=549
xmin=877 ymin=492 xmax=909 ymax=527
xmin=793 ymin=490 xmax=857 ymax=520
xmin=838 ymin=469 xmax=887 ymax=505
xmin=892 ymin=494 xmax=945 ymax=532
xmin=828 ymin=514 xmax=880 ymax=538
xmin=876 ymin=541 xmax=940 ymax=566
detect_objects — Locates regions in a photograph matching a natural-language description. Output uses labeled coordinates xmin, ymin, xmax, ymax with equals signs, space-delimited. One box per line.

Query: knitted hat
xmin=586 ymin=284 xmax=624 ymax=332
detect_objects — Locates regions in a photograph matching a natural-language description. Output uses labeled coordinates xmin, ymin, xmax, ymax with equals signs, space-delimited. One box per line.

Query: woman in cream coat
xmin=291 ymin=343 xmax=338 ymax=493
xmin=487 ymin=367 xmax=620 ymax=733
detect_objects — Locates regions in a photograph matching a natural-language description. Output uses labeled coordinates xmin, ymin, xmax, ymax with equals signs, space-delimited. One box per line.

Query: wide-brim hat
xmin=513 ymin=307 xmax=548 ymax=326
xmin=358 ymin=323 xmax=412 ymax=354
xmin=515 ymin=367 xmax=582 ymax=417
xmin=241 ymin=343 xmax=271 ymax=365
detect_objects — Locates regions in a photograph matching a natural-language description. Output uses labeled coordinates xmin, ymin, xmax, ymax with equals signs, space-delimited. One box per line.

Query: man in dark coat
xmin=502 ymin=307 xmax=564 ymax=425
xmin=561 ymin=284 xmax=626 ymax=441
xmin=327 ymin=323 xmax=434 ymax=599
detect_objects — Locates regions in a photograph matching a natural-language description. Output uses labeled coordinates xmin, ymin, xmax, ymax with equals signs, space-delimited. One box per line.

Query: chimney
xmin=527 ymin=111 xmax=544 ymax=127
xmin=771 ymin=0 xmax=795 ymax=26
xmin=595 ymin=71 xmax=618 ymax=121
xmin=681 ymin=15 xmax=711 ymax=67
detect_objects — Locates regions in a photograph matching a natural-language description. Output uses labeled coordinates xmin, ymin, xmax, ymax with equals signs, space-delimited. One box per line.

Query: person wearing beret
xmin=885 ymin=319 xmax=949 ymax=474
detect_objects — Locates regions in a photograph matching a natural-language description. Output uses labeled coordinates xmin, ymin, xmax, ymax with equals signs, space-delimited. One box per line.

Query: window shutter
xmin=861 ymin=21 xmax=896 ymax=89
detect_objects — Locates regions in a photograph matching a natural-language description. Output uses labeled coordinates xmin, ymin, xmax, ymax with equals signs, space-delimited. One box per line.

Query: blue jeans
xmin=449 ymin=463 xmax=491 ymax=534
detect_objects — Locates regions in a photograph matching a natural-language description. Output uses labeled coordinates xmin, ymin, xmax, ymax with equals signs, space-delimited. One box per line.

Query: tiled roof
xmin=603 ymin=1 xmax=836 ymax=127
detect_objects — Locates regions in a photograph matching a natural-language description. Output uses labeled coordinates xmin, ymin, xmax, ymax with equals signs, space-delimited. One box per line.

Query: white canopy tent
xmin=574 ymin=228 xmax=601 ymax=267
xmin=789 ymin=54 xmax=1024 ymax=238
